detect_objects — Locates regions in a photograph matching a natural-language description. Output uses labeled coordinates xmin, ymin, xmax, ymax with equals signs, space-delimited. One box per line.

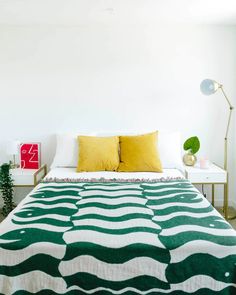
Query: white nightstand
xmin=184 ymin=162 xmax=227 ymax=210
xmin=11 ymin=164 xmax=47 ymax=187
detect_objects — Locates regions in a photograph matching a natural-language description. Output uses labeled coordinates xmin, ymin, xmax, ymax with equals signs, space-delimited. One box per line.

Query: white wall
xmin=0 ymin=24 xmax=236 ymax=204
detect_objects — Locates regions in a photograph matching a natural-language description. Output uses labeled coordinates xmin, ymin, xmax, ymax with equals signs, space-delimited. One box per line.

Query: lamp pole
xmin=200 ymin=79 xmax=235 ymax=220
xmin=219 ymin=85 xmax=234 ymax=219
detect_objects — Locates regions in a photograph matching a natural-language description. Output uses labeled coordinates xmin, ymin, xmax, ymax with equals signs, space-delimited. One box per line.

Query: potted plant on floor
xmin=0 ymin=163 xmax=14 ymax=216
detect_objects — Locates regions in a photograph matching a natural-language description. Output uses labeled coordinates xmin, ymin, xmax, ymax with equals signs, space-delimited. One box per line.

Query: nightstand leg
xmin=224 ymin=183 xmax=228 ymax=220
xmin=212 ymin=184 xmax=215 ymax=207
xmin=44 ymin=165 xmax=47 ymax=175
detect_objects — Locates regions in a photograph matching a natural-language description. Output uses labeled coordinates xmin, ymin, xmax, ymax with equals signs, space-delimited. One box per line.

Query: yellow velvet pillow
xmin=118 ymin=131 xmax=162 ymax=172
xmin=77 ymin=136 xmax=119 ymax=172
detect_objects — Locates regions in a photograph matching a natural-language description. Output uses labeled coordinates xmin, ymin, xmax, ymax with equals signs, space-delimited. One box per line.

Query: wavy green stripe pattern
xmin=64 ymin=273 xmax=170 ymax=291
xmin=0 ymin=180 xmax=236 ymax=295
xmin=63 ymin=242 xmax=170 ymax=263
xmin=7 ymin=287 xmax=236 ymax=295
xmin=0 ymin=254 xmax=61 ymax=277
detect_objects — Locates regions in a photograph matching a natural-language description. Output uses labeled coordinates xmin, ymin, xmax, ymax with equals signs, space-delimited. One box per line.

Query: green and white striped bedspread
xmin=0 ymin=179 xmax=236 ymax=295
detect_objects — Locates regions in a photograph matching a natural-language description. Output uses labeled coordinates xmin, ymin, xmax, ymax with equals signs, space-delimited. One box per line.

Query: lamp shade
xmin=6 ymin=140 xmax=20 ymax=155
xmin=200 ymin=79 xmax=221 ymax=95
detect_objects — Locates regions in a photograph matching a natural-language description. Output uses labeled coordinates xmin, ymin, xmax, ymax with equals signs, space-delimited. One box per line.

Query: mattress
xmin=45 ymin=167 xmax=185 ymax=181
xmin=0 ymin=169 xmax=236 ymax=295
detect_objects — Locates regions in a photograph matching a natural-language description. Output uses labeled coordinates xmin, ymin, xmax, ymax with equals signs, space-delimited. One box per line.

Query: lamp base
xmin=216 ymin=206 xmax=236 ymax=220
xmin=9 ymin=161 xmax=19 ymax=169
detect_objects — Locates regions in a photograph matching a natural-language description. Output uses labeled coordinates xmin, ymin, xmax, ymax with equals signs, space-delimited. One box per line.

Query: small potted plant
xmin=183 ymin=136 xmax=200 ymax=166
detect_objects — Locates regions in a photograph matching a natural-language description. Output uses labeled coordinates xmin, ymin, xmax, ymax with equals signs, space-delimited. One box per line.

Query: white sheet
xmin=45 ymin=167 xmax=184 ymax=181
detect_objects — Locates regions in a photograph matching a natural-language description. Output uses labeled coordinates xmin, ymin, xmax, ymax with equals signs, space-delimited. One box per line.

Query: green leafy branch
xmin=0 ymin=163 xmax=14 ymax=217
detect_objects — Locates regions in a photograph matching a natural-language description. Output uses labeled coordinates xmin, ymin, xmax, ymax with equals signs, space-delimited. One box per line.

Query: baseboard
xmin=212 ymin=199 xmax=224 ymax=207
xmin=231 ymin=200 xmax=236 ymax=209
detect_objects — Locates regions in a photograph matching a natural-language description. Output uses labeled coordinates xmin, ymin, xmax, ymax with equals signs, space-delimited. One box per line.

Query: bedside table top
xmin=185 ymin=163 xmax=227 ymax=184
xmin=11 ymin=168 xmax=39 ymax=176
xmin=184 ymin=163 xmax=225 ymax=174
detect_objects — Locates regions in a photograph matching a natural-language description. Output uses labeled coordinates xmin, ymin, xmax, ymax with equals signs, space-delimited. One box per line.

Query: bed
xmin=0 ymin=168 xmax=236 ymax=295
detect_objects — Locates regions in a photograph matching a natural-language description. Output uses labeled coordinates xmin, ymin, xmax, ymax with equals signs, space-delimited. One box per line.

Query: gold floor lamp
xmin=200 ymin=79 xmax=235 ymax=220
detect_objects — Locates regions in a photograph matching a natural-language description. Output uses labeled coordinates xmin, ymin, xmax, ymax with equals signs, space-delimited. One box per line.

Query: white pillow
xmin=158 ymin=131 xmax=184 ymax=171
xmin=51 ymin=133 xmax=78 ymax=168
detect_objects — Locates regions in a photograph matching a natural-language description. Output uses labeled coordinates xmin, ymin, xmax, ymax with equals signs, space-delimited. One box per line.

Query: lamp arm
xmin=225 ymin=108 xmax=233 ymax=140
xmin=220 ymin=86 xmax=234 ymax=109
xmin=224 ymin=110 xmax=233 ymax=171
xmin=219 ymin=86 xmax=234 ymax=140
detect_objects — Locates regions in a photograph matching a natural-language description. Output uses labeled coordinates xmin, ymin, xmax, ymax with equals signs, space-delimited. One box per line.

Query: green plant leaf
xmin=0 ymin=163 xmax=14 ymax=216
xmin=183 ymin=136 xmax=200 ymax=154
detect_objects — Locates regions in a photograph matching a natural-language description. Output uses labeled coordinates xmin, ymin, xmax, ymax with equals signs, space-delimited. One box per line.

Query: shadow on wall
xmin=41 ymin=134 xmax=57 ymax=168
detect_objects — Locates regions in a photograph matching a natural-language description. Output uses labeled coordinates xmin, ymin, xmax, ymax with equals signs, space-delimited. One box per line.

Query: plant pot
xmin=183 ymin=152 xmax=197 ymax=166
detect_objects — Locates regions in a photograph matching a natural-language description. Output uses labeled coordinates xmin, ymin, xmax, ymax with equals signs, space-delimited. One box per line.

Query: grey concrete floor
xmin=229 ymin=219 xmax=236 ymax=229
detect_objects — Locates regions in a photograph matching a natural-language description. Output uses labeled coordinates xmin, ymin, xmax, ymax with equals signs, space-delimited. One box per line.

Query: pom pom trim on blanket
xmin=42 ymin=176 xmax=185 ymax=183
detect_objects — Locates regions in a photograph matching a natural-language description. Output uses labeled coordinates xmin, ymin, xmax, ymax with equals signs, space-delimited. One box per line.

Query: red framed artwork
xmin=20 ymin=143 xmax=41 ymax=169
